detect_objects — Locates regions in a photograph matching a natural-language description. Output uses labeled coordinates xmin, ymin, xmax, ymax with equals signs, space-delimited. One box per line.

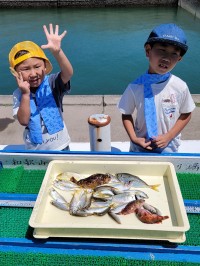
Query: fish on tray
xmin=135 ymin=208 xmax=169 ymax=224
xmin=116 ymin=173 xmax=160 ymax=192
xmin=53 ymin=179 xmax=80 ymax=191
xmin=69 ymin=189 xmax=92 ymax=215
xmin=48 ymin=171 xmax=169 ymax=225
xmin=70 ymin=173 xmax=112 ymax=189
xmin=49 ymin=187 xmax=70 ymax=211
xmin=111 ymin=191 xmax=148 ymax=205
xmin=108 ymin=199 xmax=145 ymax=224
xmin=56 ymin=171 xmax=83 ymax=181
xmin=119 ymin=199 xmax=145 ymax=215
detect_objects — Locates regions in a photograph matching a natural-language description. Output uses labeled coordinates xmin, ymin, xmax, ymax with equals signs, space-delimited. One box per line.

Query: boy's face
xmin=15 ymin=57 xmax=46 ymax=89
xmin=145 ymin=42 xmax=182 ymax=74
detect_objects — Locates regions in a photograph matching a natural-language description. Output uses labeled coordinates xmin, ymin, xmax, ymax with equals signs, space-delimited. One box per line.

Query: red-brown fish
xmin=119 ymin=199 xmax=145 ymax=215
xmin=135 ymin=208 xmax=169 ymax=224
xmin=70 ymin=173 xmax=111 ymax=189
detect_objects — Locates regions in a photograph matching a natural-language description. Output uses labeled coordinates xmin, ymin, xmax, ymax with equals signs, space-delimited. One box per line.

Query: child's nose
xmin=29 ymin=68 xmax=37 ymax=76
xmin=162 ymin=52 xmax=171 ymax=61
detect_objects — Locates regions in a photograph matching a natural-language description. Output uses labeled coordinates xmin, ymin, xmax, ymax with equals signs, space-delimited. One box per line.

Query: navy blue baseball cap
xmin=145 ymin=23 xmax=188 ymax=55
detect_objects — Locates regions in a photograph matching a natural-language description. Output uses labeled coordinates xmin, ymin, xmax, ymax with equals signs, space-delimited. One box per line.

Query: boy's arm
xmin=17 ymin=93 xmax=31 ymax=126
xmin=12 ymin=72 xmax=31 ymax=126
xmin=52 ymin=49 xmax=73 ymax=84
xmin=154 ymin=112 xmax=192 ymax=148
xmin=122 ymin=114 xmax=152 ymax=150
xmin=41 ymin=24 xmax=73 ymax=84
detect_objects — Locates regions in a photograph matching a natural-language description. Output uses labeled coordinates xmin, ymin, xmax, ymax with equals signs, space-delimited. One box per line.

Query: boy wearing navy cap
xmin=118 ymin=23 xmax=195 ymax=153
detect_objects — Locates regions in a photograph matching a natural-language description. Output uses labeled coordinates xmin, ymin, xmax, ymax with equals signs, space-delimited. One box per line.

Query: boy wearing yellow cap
xmin=9 ymin=24 xmax=73 ymax=151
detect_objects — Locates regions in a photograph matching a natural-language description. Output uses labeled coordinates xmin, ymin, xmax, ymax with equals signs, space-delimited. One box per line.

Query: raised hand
xmin=41 ymin=23 xmax=67 ymax=53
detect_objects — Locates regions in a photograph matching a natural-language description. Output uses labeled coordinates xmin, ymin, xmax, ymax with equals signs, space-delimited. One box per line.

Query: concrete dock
xmin=0 ymin=95 xmax=199 ymax=147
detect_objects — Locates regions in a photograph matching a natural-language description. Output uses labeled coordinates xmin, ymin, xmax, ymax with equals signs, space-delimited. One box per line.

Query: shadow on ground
xmin=0 ymin=118 xmax=15 ymax=131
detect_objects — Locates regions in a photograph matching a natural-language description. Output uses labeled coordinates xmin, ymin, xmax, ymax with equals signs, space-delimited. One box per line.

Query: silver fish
xmin=51 ymin=200 xmax=69 ymax=211
xmin=49 ymin=188 xmax=68 ymax=204
xmin=111 ymin=190 xmax=148 ymax=204
xmin=94 ymin=186 xmax=116 ymax=196
xmin=116 ymin=173 xmax=160 ymax=192
xmin=69 ymin=189 xmax=92 ymax=214
xmin=94 ymin=185 xmax=116 ymax=194
xmin=70 ymin=210 xmax=93 ymax=217
xmin=101 ymin=182 xmax=133 ymax=193
xmin=134 ymin=190 xmax=149 ymax=200
xmin=108 ymin=211 xmax=121 ymax=224
xmin=143 ymin=203 xmax=162 ymax=216
xmin=71 ymin=205 xmax=110 ymax=217
xmin=56 ymin=171 xmax=83 ymax=181
xmin=90 ymin=200 xmax=111 ymax=208
xmin=92 ymin=190 xmax=113 ymax=201
xmin=87 ymin=205 xmax=111 ymax=216
xmin=111 ymin=192 xmax=136 ymax=205
xmin=53 ymin=179 xmax=79 ymax=191
xmin=110 ymin=202 xmax=129 ymax=214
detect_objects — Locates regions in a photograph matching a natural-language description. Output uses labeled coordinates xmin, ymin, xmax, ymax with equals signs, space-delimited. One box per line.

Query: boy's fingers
xmin=43 ymin=25 xmax=49 ymax=36
xmin=41 ymin=44 xmax=49 ymax=50
xmin=55 ymin=24 xmax=59 ymax=35
xmin=18 ymin=72 xmax=23 ymax=79
xmin=49 ymin=23 xmax=53 ymax=34
xmin=60 ymin=30 xmax=67 ymax=39
xmin=146 ymin=146 xmax=153 ymax=150
xmin=9 ymin=67 xmax=19 ymax=78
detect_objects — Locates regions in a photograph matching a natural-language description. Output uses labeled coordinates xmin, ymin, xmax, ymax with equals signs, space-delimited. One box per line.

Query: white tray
xmin=29 ymin=160 xmax=190 ymax=242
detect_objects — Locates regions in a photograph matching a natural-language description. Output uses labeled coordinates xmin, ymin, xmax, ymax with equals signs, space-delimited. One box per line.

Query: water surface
xmin=0 ymin=7 xmax=200 ymax=95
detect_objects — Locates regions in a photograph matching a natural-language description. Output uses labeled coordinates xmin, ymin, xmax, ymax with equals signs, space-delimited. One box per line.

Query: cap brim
xmin=45 ymin=60 xmax=53 ymax=74
xmin=145 ymin=37 xmax=188 ymax=55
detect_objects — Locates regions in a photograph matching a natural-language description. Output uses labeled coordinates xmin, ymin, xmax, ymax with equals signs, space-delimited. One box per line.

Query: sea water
xmin=0 ymin=6 xmax=200 ymax=95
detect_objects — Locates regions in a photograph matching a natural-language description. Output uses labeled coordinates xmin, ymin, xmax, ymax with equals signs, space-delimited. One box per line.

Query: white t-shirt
xmin=117 ymin=74 xmax=196 ymax=152
xmin=13 ymin=73 xmax=71 ymax=151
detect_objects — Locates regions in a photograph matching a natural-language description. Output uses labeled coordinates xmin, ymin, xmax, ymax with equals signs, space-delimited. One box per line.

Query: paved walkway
xmin=0 ymin=95 xmax=199 ymax=146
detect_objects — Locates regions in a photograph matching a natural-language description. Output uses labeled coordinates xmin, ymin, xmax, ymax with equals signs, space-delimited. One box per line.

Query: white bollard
xmin=88 ymin=114 xmax=111 ymax=151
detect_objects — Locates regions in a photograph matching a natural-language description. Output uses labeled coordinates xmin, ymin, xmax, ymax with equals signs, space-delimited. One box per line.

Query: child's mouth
xmin=30 ymin=78 xmax=39 ymax=83
xmin=29 ymin=78 xmax=40 ymax=87
xmin=159 ymin=63 xmax=168 ymax=69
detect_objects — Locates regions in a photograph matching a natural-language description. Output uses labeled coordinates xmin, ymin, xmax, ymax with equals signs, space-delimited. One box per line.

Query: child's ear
xmin=44 ymin=61 xmax=47 ymax=73
xmin=145 ymin=44 xmax=151 ymax=57
xmin=178 ymin=56 xmax=182 ymax=62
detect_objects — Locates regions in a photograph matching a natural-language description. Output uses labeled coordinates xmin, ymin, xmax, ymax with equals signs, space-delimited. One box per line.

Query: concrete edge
xmin=178 ymin=0 xmax=200 ymax=19
xmin=0 ymin=94 xmax=200 ymax=106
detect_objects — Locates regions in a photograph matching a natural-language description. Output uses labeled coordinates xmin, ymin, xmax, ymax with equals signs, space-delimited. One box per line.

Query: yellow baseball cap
xmin=9 ymin=41 xmax=53 ymax=74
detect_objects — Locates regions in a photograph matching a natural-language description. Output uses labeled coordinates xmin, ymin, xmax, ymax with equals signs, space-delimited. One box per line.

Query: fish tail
xmin=162 ymin=215 xmax=169 ymax=220
xmin=150 ymin=184 xmax=160 ymax=192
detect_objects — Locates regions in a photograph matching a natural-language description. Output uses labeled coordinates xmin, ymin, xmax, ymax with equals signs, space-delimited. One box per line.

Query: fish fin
xmin=70 ymin=176 xmax=78 ymax=184
xmin=162 ymin=215 xmax=169 ymax=220
xmin=150 ymin=184 xmax=160 ymax=192
xmin=108 ymin=211 xmax=121 ymax=224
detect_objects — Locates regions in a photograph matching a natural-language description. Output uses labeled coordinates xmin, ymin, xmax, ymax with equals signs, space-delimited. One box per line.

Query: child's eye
xmin=155 ymin=48 xmax=165 ymax=53
xmin=172 ymin=53 xmax=179 ymax=58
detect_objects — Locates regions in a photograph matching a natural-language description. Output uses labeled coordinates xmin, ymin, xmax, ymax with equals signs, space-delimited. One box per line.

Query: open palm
xmin=41 ymin=24 xmax=67 ymax=52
